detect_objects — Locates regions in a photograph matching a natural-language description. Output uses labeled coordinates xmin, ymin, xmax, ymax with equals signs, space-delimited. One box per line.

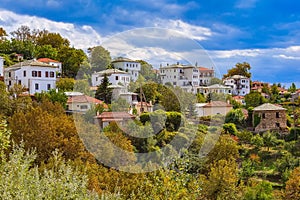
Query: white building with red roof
xmin=37 ymin=58 xmax=62 ymax=75
xmin=4 ymin=59 xmax=59 ymax=94
xmin=65 ymin=92 xmax=107 ymax=113
xmin=94 ymin=111 xmax=136 ymax=129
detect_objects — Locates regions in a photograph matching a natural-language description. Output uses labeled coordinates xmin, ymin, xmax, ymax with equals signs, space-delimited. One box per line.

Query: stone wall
xmin=253 ymin=110 xmax=287 ymax=132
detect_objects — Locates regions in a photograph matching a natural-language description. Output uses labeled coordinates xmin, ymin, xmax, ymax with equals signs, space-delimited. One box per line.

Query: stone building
xmin=253 ymin=103 xmax=287 ymax=133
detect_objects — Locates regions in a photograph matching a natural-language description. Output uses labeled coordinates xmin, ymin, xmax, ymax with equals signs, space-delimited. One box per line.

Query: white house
xmin=197 ymin=84 xmax=232 ymax=96
xmin=0 ymin=56 xmax=4 ymax=77
xmin=111 ymin=57 xmax=141 ymax=81
xmin=160 ymin=63 xmax=198 ymax=87
xmin=223 ymin=75 xmax=250 ymax=96
xmin=92 ymin=69 xmax=131 ymax=87
xmin=4 ymin=59 xmax=59 ymax=94
xmin=199 ymin=67 xmax=214 ymax=86
xmin=159 ymin=63 xmax=215 ymax=94
xmin=37 ymin=58 xmax=62 ymax=75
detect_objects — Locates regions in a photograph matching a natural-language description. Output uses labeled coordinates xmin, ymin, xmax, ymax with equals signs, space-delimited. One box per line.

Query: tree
xmin=95 ymin=74 xmax=112 ymax=104
xmin=225 ymin=108 xmax=246 ymax=128
xmin=34 ymin=44 xmax=58 ymax=59
xmin=222 ymin=123 xmax=238 ymax=135
xmin=244 ymin=181 xmax=274 ymax=200
xmin=200 ymin=158 xmax=241 ymax=199
xmin=245 ymin=91 xmax=267 ymax=108
xmin=56 ymin=77 xmax=75 ymax=91
xmin=8 ymin=104 xmax=87 ymax=163
xmin=10 ymin=25 xmax=33 ymax=42
xmin=263 ymin=131 xmax=278 ymax=151
xmin=74 ymin=79 xmax=91 ymax=95
xmin=284 ymin=167 xmax=300 ymax=200
xmin=35 ymin=30 xmax=70 ymax=48
xmin=0 ymin=27 xmax=7 ymax=41
xmin=223 ymin=62 xmax=251 ymax=79
xmin=0 ymin=145 xmax=100 ymax=199
xmin=196 ymin=93 xmax=206 ymax=103
xmin=288 ymin=83 xmax=297 ymax=93
xmin=137 ymin=60 xmax=158 ymax=81
xmin=88 ymin=46 xmax=111 ymax=72
xmin=57 ymin=47 xmax=86 ymax=78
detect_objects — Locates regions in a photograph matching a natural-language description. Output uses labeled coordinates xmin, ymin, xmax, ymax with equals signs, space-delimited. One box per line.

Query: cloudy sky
xmin=0 ymin=0 xmax=299 ymax=86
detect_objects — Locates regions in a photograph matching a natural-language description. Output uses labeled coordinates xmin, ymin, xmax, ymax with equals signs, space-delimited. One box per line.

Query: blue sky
xmin=0 ymin=0 xmax=299 ymax=87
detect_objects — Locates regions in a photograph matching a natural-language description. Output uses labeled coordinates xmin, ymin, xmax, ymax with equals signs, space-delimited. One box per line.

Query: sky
xmin=0 ymin=0 xmax=299 ymax=87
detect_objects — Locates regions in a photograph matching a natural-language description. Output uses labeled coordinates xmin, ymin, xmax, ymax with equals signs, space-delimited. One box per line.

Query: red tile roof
xmin=67 ymin=95 xmax=107 ymax=108
xmin=37 ymin=58 xmax=60 ymax=63
xmin=199 ymin=67 xmax=214 ymax=71
xmin=233 ymin=95 xmax=245 ymax=100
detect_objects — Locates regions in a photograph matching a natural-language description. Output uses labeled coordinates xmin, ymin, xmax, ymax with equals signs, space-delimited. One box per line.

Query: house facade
xmin=65 ymin=92 xmax=107 ymax=113
xmin=223 ymin=75 xmax=250 ymax=96
xmin=253 ymin=103 xmax=287 ymax=133
xmin=94 ymin=111 xmax=136 ymax=129
xmin=91 ymin=69 xmax=131 ymax=87
xmin=199 ymin=67 xmax=214 ymax=86
xmin=195 ymin=101 xmax=233 ymax=117
xmin=197 ymin=84 xmax=232 ymax=96
xmin=4 ymin=60 xmax=59 ymax=94
xmin=37 ymin=58 xmax=62 ymax=75
xmin=111 ymin=57 xmax=141 ymax=81
xmin=159 ymin=63 xmax=215 ymax=93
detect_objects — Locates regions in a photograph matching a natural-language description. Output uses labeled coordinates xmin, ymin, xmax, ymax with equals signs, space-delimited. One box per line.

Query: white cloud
xmin=0 ymin=10 xmax=103 ymax=49
xmin=151 ymin=19 xmax=212 ymax=41
xmin=46 ymin=0 xmax=61 ymax=7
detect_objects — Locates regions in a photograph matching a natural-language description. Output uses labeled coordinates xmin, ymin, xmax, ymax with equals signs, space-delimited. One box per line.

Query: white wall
xmin=113 ymin=61 xmax=141 ymax=81
xmin=92 ymin=73 xmax=131 ymax=87
xmin=0 ymin=57 xmax=3 ymax=76
xmin=5 ymin=65 xmax=58 ymax=94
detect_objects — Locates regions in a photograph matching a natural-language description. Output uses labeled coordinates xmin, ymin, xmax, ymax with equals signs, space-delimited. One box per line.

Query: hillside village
xmin=0 ymin=26 xmax=300 ymax=199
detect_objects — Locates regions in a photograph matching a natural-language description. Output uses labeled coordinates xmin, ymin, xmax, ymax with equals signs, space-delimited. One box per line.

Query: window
xmin=8 ymin=81 xmax=11 ymax=86
xmin=38 ymin=71 xmax=41 ymax=77
xmin=276 ymin=123 xmax=280 ymax=127
xmin=8 ymin=72 xmax=11 ymax=77
xmin=174 ymin=76 xmax=176 ymax=78
xmin=95 ymin=77 xmax=98 ymax=81
xmin=276 ymin=112 xmax=280 ymax=118
xmin=50 ymin=72 xmax=55 ymax=77
xmin=35 ymin=83 xmax=39 ymax=90
xmin=18 ymin=80 xmax=21 ymax=85
xmin=23 ymin=71 xmax=26 ymax=77
xmin=115 ymin=76 xmax=119 ymax=80
xmin=32 ymin=71 xmax=37 ymax=77
xmin=262 ymin=113 xmax=265 ymax=118
xmin=45 ymin=71 xmax=49 ymax=77
xmin=80 ymin=105 xmax=88 ymax=110
xmin=47 ymin=84 xmax=51 ymax=90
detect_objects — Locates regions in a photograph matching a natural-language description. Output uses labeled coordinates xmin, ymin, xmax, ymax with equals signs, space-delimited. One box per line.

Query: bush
xmin=222 ymin=123 xmax=238 ymax=135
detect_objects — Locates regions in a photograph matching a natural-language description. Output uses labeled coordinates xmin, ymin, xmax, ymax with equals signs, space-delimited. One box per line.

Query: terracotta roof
xmin=203 ymin=101 xmax=232 ymax=108
xmin=95 ymin=112 xmax=135 ymax=119
xmin=6 ymin=60 xmax=58 ymax=70
xmin=199 ymin=67 xmax=214 ymax=71
xmin=253 ymin=103 xmax=286 ymax=111
xmin=37 ymin=58 xmax=60 ymax=63
xmin=233 ymin=95 xmax=245 ymax=100
xmin=67 ymin=95 xmax=107 ymax=108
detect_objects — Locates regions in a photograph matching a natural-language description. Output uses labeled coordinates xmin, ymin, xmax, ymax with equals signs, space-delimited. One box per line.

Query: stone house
xmin=253 ymin=103 xmax=287 ymax=133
